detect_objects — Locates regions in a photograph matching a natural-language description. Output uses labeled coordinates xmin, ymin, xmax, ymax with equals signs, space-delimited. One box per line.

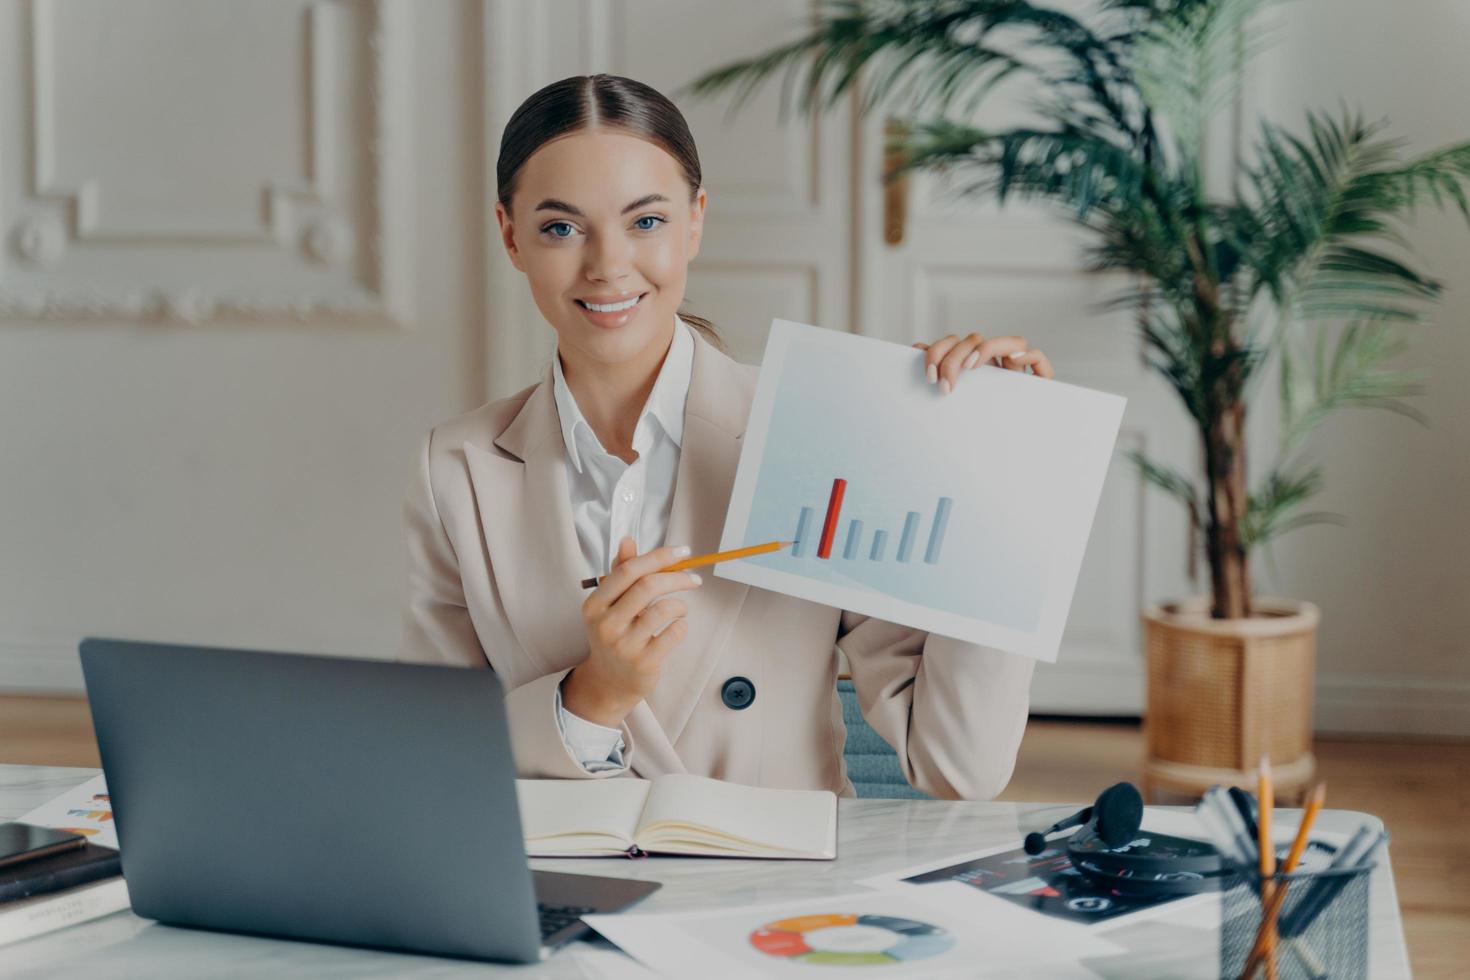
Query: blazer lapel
xmin=462 ymin=326 xmax=754 ymax=772
xmin=463 ymin=370 xmax=586 ymax=680
xmin=646 ymin=329 xmax=751 ymax=746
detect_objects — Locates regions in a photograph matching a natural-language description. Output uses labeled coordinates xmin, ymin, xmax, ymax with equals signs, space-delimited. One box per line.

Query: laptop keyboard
xmin=537 ymin=901 xmax=596 ymax=941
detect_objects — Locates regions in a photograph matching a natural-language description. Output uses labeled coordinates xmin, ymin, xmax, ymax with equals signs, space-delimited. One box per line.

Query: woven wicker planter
xmin=1141 ymin=596 xmax=1320 ymax=804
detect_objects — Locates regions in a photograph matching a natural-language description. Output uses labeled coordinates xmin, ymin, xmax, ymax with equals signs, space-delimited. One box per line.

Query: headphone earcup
xmin=1092 ymin=782 xmax=1144 ymax=848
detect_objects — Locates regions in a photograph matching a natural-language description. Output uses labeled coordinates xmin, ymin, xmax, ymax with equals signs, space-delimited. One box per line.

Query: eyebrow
xmin=533 ymin=193 xmax=670 ymax=218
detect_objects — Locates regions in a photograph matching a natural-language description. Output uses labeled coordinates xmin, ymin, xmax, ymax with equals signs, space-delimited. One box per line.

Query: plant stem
xmin=1205 ymin=399 xmax=1251 ymax=619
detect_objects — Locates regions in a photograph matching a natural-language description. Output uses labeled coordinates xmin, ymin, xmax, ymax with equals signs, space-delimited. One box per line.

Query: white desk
xmin=0 ymin=764 xmax=1410 ymax=978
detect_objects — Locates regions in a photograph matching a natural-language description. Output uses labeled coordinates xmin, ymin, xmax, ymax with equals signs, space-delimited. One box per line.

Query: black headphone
xmin=1023 ymin=782 xmax=1230 ymax=897
xmin=1024 ymin=781 xmax=1143 ymax=855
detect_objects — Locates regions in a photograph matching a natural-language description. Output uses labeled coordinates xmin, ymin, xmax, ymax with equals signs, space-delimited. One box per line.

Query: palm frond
xmin=677 ymin=1 xmax=1041 ymax=123
xmin=1126 ymin=449 xmax=1204 ymax=528
xmin=891 ymin=121 xmax=1151 ymax=214
xmin=1127 ymin=0 xmax=1274 ymax=157
xmin=1280 ymin=321 xmax=1427 ymax=455
xmin=1364 ymin=141 xmax=1470 ymax=221
xmin=1243 ymin=465 xmax=1344 ymax=548
xmin=1225 ymin=110 xmax=1470 ymax=332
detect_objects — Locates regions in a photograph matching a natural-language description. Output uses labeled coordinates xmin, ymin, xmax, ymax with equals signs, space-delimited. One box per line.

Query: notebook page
xmin=515 ymin=778 xmax=652 ymax=848
xmin=635 ymin=775 xmax=836 ymax=857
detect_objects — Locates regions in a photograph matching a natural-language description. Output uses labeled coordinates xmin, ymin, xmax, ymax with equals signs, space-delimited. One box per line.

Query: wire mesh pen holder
xmin=1220 ymin=863 xmax=1374 ymax=980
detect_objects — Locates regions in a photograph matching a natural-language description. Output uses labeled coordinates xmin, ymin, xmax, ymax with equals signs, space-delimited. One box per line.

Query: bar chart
xmin=788 ymin=476 xmax=955 ymax=568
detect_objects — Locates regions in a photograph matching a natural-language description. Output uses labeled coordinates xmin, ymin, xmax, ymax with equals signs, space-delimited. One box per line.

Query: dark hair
xmin=496 ymin=74 xmax=724 ymax=352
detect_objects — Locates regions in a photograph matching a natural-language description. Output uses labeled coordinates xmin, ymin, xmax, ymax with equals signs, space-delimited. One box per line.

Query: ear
xmin=686 ymin=186 xmax=707 ymax=262
xmin=495 ymin=200 xmax=525 ymax=273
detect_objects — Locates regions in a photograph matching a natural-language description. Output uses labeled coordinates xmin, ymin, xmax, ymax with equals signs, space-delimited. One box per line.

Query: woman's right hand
xmin=560 ymin=536 xmax=703 ymax=728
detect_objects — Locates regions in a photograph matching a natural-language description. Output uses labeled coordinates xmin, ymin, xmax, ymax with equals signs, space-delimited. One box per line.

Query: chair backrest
xmin=836 ymin=678 xmax=932 ymax=799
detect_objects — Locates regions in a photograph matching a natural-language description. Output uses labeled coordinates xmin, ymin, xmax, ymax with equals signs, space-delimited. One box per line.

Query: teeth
xmin=582 ymin=295 xmax=641 ymax=313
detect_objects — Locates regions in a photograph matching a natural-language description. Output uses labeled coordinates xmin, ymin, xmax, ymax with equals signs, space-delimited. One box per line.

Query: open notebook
xmin=516 ymin=774 xmax=837 ymax=859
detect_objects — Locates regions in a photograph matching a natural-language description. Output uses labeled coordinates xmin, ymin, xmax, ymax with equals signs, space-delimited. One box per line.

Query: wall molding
xmin=1 ymin=0 xmax=412 ymax=326
xmin=0 ymin=638 xmax=84 ymax=693
xmin=29 ymin=0 xmax=329 ymax=245
xmin=1029 ymin=666 xmax=1470 ymax=739
xmin=1031 ymin=657 xmax=1145 ymax=716
xmin=1313 ymin=673 xmax=1470 ymax=740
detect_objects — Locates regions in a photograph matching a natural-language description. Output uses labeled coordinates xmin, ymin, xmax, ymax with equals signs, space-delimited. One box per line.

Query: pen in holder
xmin=1220 ymin=862 xmax=1374 ymax=980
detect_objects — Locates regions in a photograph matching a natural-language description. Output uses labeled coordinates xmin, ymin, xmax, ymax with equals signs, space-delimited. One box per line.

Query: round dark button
xmin=720 ymin=676 xmax=755 ymax=711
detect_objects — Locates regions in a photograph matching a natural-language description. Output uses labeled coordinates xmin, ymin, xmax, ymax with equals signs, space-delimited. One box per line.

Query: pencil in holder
xmin=1219 ymin=863 xmax=1373 ymax=980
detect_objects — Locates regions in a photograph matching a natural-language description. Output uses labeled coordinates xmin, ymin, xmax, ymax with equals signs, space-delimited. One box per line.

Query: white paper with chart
xmin=715 ymin=319 xmax=1126 ymax=662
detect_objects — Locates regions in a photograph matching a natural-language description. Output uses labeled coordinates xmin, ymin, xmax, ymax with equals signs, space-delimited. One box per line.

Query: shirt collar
xmin=551 ymin=313 xmax=694 ymax=474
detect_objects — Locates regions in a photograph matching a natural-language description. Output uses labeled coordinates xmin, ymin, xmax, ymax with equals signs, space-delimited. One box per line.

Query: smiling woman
xmin=398 ymin=73 xmax=1038 ymax=802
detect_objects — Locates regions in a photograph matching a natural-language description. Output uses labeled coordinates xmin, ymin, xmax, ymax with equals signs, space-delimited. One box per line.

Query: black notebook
xmin=0 ymin=842 xmax=122 ymax=905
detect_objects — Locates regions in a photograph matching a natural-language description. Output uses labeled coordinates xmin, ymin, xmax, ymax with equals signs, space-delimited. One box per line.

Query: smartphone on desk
xmin=0 ymin=822 xmax=87 ymax=869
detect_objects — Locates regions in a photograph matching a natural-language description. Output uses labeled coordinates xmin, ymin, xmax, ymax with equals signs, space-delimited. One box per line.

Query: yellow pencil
xmin=579 ymin=540 xmax=795 ymax=589
xmin=1239 ymin=783 xmax=1326 ymax=980
xmin=1283 ymin=783 xmax=1326 ymax=873
xmin=1258 ymin=757 xmax=1278 ymax=980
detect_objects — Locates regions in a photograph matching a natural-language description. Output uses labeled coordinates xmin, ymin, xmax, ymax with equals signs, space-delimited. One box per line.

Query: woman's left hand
xmin=913 ymin=332 xmax=1054 ymax=395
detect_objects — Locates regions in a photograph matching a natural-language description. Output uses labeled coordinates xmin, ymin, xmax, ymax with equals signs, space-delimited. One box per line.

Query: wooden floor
xmin=4 ymin=695 xmax=1466 ymax=976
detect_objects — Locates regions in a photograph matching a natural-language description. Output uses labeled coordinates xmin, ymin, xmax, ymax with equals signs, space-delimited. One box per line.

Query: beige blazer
xmin=399 ymin=327 xmax=1035 ymax=799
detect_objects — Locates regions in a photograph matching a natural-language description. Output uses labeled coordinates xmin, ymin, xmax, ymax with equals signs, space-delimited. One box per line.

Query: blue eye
xmin=634 ymin=215 xmax=665 ymax=231
xmin=543 ymin=221 xmax=574 ymax=239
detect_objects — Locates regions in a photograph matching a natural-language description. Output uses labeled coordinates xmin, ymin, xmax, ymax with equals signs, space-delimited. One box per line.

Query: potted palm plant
xmin=685 ymin=0 xmax=1470 ymax=800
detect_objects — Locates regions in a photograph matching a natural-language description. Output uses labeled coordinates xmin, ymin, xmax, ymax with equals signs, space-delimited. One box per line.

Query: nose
xmin=585 ymin=229 xmax=633 ymax=284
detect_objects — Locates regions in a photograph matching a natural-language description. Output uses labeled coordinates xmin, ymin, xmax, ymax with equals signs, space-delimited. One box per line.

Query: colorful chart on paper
xmin=749 ymin=913 xmax=954 ymax=966
xmin=16 ymin=774 xmax=119 ymax=849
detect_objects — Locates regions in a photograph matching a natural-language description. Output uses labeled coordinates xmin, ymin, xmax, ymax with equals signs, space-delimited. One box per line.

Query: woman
xmin=401 ymin=74 xmax=1051 ymax=800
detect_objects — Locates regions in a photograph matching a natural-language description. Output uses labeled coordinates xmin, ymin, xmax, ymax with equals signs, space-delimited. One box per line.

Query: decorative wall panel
xmin=0 ymin=0 xmax=411 ymax=324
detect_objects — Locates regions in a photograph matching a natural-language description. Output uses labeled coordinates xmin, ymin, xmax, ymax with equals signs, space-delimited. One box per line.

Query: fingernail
xmin=1009 ymin=350 xmax=1029 ymax=360
xmin=689 ymin=572 xmax=702 ymax=585
xmin=963 ymin=352 xmax=980 ymax=370
xmin=674 ymin=545 xmax=691 ymax=557
xmin=926 ymin=363 xmax=937 ymax=384
xmin=939 ymin=379 xmax=951 ymax=396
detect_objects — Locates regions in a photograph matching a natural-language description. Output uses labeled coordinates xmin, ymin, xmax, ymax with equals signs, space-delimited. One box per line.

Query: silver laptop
xmin=79 ymin=637 xmax=658 ymax=963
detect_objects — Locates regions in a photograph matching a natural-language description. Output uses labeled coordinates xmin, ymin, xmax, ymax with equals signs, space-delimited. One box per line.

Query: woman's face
xmin=496 ymin=129 xmax=706 ymax=371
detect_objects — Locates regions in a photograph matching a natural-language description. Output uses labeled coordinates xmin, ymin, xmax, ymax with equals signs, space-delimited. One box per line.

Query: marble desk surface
xmin=0 ymin=764 xmax=1410 ymax=979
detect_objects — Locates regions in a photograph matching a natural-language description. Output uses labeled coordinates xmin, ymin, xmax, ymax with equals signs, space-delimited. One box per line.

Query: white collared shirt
xmin=549 ymin=315 xmax=695 ymax=771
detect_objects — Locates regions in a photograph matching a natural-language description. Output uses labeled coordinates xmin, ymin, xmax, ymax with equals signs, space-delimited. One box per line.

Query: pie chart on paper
xmin=748 ymin=912 xmax=955 ymax=966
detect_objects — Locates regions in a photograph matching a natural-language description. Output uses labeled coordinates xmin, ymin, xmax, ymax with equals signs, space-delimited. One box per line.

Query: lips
xmin=575 ymin=291 xmax=648 ymax=329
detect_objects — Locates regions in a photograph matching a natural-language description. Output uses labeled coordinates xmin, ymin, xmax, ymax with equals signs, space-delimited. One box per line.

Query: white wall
xmin=0 ymin=0 xmax=485 ymax=688
xmin=1255 ymin=0 xmax=1470 ymax=734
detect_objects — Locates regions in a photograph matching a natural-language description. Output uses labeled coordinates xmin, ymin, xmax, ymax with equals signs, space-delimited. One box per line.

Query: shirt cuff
xmin=553 ymin=687 xmax=627 ymax=772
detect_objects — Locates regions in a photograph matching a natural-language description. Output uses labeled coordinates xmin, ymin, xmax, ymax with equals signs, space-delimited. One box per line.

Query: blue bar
xmin=792 ymin=506 xmax=814 ymax=557
xmin=924 ymin=497 xmax=953 ymax=565
xmin=897 ymin=511 xmax=921 ymax=562
xmin=869 ymin=529 xmax=888 ymax=561
xmin=843 ymin=519 xmax=863 ymax=559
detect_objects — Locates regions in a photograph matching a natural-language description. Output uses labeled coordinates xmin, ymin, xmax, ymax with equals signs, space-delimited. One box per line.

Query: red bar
xmin=816 ymin=478 xmax=847 ymax=560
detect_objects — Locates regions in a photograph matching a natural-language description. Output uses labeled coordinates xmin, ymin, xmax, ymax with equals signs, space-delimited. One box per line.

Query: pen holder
xmin=1219 ymin=864 xmax=1373 ymax=980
